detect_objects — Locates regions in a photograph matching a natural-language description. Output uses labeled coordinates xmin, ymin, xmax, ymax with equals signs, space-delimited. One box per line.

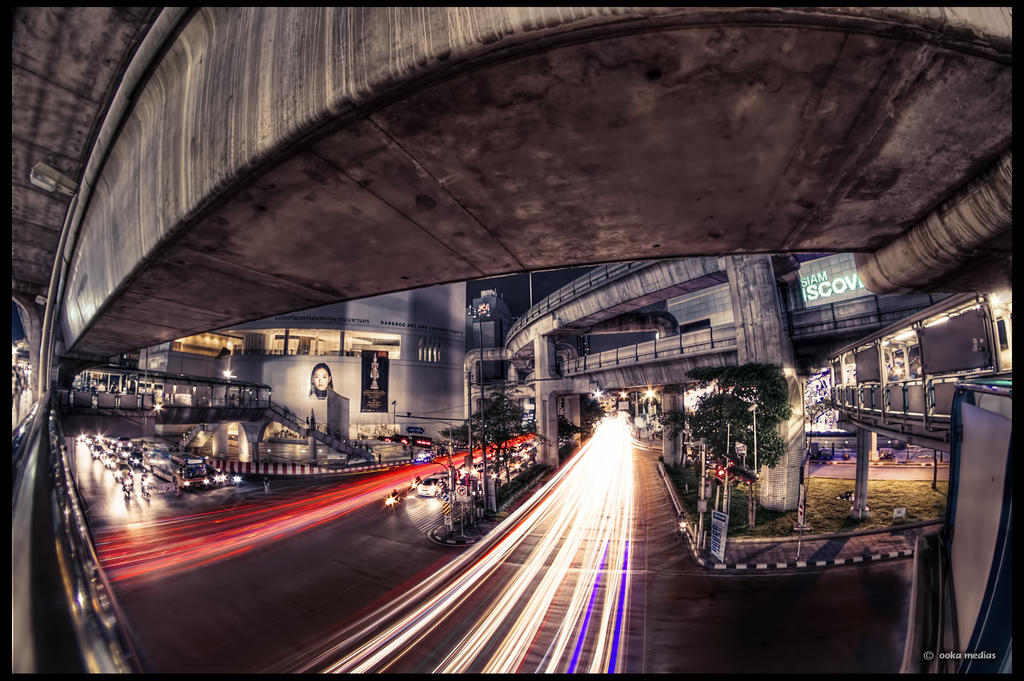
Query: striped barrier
xmin=209 ymin=459 xmax=416 ymax=477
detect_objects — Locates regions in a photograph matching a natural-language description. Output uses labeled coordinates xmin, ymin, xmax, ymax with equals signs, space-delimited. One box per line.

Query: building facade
xmin=140 ymin=284 xmax=466 ymax=441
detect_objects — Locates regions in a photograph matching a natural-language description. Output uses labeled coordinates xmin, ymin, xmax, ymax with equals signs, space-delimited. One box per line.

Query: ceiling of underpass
xmin=10 ymin=8 xmax=1012 ymax=360
xmin=11 ymin=7 xmax=160 ymax=302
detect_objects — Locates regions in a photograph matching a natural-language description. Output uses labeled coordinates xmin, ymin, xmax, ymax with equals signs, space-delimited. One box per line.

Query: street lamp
xmin=748 ymin=402 xmax=758 ymax=476
xmin=468 ymin=304 xmax=494 ymax=513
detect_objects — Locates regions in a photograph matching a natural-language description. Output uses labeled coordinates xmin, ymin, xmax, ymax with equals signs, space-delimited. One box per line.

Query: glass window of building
xmin=172 ymin=332 xmax=242 ymax=357
xmin=344 ymin=331 xmax=401 ymax=359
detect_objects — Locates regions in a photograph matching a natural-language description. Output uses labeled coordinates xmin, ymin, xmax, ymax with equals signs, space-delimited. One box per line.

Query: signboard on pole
xmin=456 ymin=485 xmax=469 ymax=502
xmin=710 ymin=510 xmax=729 ymax=562
xmin=406 ymin=426 xmax=424 ymax=434
xmin=440 ymin=491 xmax=453 ymax=529
xmin=735 ymin=442 xmax=747 ymax=455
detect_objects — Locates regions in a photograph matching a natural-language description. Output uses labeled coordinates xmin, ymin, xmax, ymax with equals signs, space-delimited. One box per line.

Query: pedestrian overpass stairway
xmin=265 ymin=402 xmax=375 ymax=462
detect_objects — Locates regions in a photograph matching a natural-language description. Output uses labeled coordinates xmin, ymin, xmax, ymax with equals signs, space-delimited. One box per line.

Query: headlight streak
xmin=568 ymin=540 xmax=609 ymax=673
xmin=318 ymin=417 xmax=636 ymax=674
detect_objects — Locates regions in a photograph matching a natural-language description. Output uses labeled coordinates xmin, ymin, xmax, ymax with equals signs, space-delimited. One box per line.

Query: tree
xmin=579 ymin=395 xmax=604 ymax=435
xmin=440 ymin=422 xmax=468 ymax=448
xmin=685 ymin=364 xmax=791 ymax=469
xmin=472 ymin=382 xmax=535 ymax=484
xmin=685 ymin=363 xmax=793 ymax=528
xmin=558 ymin=395 xmax=605 ymax=456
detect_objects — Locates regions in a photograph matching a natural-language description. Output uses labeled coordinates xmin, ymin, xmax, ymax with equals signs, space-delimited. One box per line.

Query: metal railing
xmin=60 ymin=388 xmax=272 ymax=411
xmin=265 ymin=402 xmax=374 ymax=460
xmin=505 ymin=261 xmax=656 ymax=344
xmin=558 ymin=325 xmax=737 ymax=375
xmin=831 ymin=371 xmax=997 ymax=443
xmin=12 ymin=392 xmax=141 ymax=672
xmin=786 ymin=293 xmax=951 ymax=338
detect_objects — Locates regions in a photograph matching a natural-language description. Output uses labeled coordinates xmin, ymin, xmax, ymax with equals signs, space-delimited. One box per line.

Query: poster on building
xmin=360 ymin=350 xmax=389 ymax=412
xmin=710 ymin=510 xmax=729 ymax=563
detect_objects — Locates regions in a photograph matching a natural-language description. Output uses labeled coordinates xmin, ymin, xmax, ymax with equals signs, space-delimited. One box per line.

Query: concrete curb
xmin=692 ymin=548 xmax=916 ymax=572
xmin=428 ymin=527 xmax=479 ymax=547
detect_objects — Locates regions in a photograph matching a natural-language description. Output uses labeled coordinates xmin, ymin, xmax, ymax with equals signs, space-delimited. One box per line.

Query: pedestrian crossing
xmin=404 ymin=494 xmax=443 ymax=535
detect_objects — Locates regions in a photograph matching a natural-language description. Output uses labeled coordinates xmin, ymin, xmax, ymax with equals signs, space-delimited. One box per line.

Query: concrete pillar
xmin=534 ymin=335 xmax=559 ymax=467
xmin=238 ymin=422 xmax=265 ymax=463
xmin=563 ymin=393 xmax=581 ymax=448
xmin=850 ymin=428 xmax=873 ymax=519
xmin=211 ymin=423 xmax=230 ymax=459
xmin=860 ymin=428 xmax=878 ymax=462
xmin=308 ymin=434 xmax=318 ymax=463
xmin=724 ymin=255 xmax=805 ymax=511
xmin=662 ymin=392 xmax=684 ymax=466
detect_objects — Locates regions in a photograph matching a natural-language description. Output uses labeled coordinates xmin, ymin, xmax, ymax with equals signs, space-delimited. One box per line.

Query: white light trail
xmin=317 ymin=414 xmax=636 ymax=674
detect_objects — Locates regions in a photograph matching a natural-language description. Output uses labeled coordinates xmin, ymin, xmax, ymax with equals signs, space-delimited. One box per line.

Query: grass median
xmin=664 ymin=463 xmax=947 ymax=539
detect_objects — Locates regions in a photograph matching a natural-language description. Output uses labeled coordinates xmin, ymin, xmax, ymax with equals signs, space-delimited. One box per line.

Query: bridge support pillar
xmin=850 ymin=428 xmax=873 ymax=519
xmin=238 ymin=422 xmax=265 ymax=463
xmin=662 ymin=392 xmax=684 ymax=466
xmin=211 ymin=423 xmax=230 ymax=459
xmin=563 ymin=394 xmax=581 ymax=448
xmin=859 ymin=428 xmax=878 ymax=462
xmin=725 ymin=255 xmax=805 ymax=511
xmin=534 ymin=336 xmax=560 ymax=467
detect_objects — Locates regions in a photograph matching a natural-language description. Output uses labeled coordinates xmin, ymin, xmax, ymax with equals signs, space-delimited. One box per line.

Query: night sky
xmin=466 ymin=266 xmax=596 ymax=319
xmin=12 ymin=301 xmax=26 ymax=342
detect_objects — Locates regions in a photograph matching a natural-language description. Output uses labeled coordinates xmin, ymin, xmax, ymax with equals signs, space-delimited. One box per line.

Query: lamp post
xmin=748 ymin=402 xmax=758 ymax=528
xmin=750 ymin=402 xmax=758 ymax=475
xmin=469 ymin=305 xmax=494 ymax=513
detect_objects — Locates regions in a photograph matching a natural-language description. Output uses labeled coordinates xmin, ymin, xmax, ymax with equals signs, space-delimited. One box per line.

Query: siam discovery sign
xmin=800 ymin=269 xmax=866 ymax=303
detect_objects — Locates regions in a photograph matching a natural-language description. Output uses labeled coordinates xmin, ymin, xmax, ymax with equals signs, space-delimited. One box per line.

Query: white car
xmin=417 ymin=476 xmax=444 ymax=497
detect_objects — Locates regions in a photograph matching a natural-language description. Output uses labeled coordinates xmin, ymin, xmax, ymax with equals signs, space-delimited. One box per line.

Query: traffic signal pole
xmin=698 ymin=443 xmax=706 ymax=550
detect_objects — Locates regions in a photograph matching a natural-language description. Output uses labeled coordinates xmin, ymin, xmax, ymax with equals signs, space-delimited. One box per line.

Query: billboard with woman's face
xmin=309 ymin=362 xmax=334 ymax=400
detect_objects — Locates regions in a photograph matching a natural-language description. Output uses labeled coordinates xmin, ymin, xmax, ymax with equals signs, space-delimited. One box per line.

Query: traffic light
xmin=727 ymin=463 xmax=757 ymax=485
xmin=715 ymin=464 xmax=727 ymax=480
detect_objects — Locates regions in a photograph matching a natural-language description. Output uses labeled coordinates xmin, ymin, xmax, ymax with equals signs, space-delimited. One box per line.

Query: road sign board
xmin=455 ymin=485 xmax=469 ymax=501
xmin=710 ymin=510 xmax=728 ymax=562
xmin=735 ymin=442 xmax=747 ymax=455
xmin=406 ymin=426 xmax=424 ymax=434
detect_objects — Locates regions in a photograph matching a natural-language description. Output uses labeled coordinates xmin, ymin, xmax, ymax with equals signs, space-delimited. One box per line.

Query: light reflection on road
xmin=309 ymin=414 xmax=636 ymax=674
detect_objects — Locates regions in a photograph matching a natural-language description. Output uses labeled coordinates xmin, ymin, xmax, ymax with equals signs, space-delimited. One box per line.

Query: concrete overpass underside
xmin=16 ymin=7 xmax=1008 ymax=364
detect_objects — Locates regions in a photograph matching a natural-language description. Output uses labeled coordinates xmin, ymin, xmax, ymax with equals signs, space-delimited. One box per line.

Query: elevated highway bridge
xmin=11 ymin=7 xmax=1012 ymax=674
